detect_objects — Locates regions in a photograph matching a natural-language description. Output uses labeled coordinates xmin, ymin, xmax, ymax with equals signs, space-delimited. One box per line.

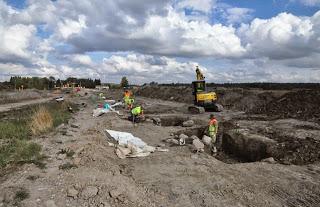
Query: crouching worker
xmin=128 ymin=106 xmax=145 ymax=123
xmin=208 ymin=114 xmax=218 ymax=155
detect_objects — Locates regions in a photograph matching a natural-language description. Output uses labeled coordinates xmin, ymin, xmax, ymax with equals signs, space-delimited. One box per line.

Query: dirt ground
xmin=0 ymin=88 xmax=320 ymax=207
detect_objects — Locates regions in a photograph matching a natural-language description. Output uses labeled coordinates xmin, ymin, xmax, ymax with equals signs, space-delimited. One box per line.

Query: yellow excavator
xmin=188 ymin=66 xmax=223 ymax=113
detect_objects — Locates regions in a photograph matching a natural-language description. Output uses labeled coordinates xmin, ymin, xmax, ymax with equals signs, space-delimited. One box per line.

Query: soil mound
xmin=252 ymin=90 xmax=320 ymax=122
xmin=135 ymin=86 xmax=193 ymax=103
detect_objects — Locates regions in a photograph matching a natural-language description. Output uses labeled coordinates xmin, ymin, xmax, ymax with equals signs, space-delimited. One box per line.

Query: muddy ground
xmin=0 ymin=88 xmax=320 ymax=207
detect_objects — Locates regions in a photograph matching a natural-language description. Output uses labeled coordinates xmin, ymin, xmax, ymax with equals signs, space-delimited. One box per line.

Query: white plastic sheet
xmin=106 ymin=130 xmax=147 ymax=148
xmin=105 ymin=129 xmax=168 ymax=158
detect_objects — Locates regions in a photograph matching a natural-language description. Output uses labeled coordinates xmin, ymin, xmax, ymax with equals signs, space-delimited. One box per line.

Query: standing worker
xmin=123 ymin=90 xmax=132 ymax=109
xmin=208 ymin=114 xmax=218 ymax=155
xmin=195 ymin=66 xmax=205 ymax=80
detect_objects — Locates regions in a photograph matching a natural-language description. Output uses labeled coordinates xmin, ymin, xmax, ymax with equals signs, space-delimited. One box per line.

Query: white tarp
xmin=105 ymin=129 xmax=168 ymax=158
xmin=106 ymin=129 xmax=147 ymax=148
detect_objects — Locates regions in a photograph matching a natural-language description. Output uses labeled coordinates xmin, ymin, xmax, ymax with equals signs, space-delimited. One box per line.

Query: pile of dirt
xmin=136 ymin=86 xmax=287 ymax=111
xmin=268 ymin=136 xmax=320 ymax=165
xmin=214 ymin=88 xmax=283 ymax=112
xmin=251 ymin=90 xmax=320 ymax=122
xmin=135 ymin=86 xmax=193 ymax=103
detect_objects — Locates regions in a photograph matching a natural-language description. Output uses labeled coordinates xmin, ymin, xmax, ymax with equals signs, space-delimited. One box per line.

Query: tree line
xmin=1 ymin=76 xmax=101 ymax=90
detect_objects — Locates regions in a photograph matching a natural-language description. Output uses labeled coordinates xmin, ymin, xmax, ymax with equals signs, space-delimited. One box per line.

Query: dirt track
xmin=0 ymin=89 xmax=320 ymax=207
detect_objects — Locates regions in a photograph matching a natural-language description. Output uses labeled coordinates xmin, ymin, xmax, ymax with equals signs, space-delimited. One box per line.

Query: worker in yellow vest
xmin=129 ymin=106 xmax=144 ymax=123
xmin=208 ymin=114 xmax=218 ymax=155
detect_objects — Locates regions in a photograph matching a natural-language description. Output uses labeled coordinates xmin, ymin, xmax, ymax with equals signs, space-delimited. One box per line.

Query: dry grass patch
xmin=30 ymin=106 xmax=53 ymax=135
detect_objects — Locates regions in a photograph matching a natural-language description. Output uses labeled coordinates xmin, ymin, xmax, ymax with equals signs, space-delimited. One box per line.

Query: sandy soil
xmin=0 ymin=89 xmax=320 ymax=207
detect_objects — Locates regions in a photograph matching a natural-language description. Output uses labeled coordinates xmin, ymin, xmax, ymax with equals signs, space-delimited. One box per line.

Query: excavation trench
xmin=157 ymin=116 xmax=320 ymax=165
xmin=172 ymin=120 xmax=274 ymax=164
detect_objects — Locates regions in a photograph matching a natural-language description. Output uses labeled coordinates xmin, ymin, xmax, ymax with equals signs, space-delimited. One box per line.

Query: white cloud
xmin=299 ymin=0 xmax=320 ymax=6
xmin=0 ymin=23 xmax=36 ymax=61
xmin=225 ymin=7 xmax=253 ymax=24
xmin=68 ymin=54 xmax=93 ymax=66
xmin=238 ymin=12 xmax=319 ymax=59
xmin=57 ymin=15 xmax=87 ymax=39
xmin=99 ymin=54 xmax=201 ymax=83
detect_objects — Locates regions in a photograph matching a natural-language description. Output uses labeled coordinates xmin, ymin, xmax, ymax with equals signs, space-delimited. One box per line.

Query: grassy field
xmin=0 ymin=101 xmax=76 ymax=168
xmin=0 ymin=89 xmax=51 ymax=104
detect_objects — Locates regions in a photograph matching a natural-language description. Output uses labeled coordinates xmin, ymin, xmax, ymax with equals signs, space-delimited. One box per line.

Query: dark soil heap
xmin=252 ymin=90 xmax=320 ymax=122
xmin=135 ymin=86 xmax=193 ymax=103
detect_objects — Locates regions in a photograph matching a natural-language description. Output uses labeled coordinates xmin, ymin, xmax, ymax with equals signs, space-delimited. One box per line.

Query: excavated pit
xmin=159 ymin=116 xmax=189 ymax=126
xmin=174 ymin=121 xmax=277 ymax=164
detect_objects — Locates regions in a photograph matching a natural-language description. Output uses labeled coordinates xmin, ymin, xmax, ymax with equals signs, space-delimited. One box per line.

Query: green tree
xmin=120 ymin=76 xmax=129 ymax=88
xmin=49 ymin=76 xmax=55 ymax=89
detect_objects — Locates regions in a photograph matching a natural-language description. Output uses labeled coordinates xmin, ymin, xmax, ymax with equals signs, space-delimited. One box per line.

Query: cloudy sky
xmin=0 ymin=0 xmax=320 ymax=84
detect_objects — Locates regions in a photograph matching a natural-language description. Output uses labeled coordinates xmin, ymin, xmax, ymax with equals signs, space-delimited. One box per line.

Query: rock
xmin=45 ymin=200 xmax=57 ymax=207
xmin=179 ymin=138 xmax=186 ymax=146
xmin=190 ymin=135 xmax=199 ymax=140
xmin=152 ymin=117 xmax=161 ymax=125
xmin=71 ymin=124 xmax=79 ymax=128
xmin=178 ymin=134 xmax=188 ymax=145
xmin=261 ymin=157 xmax=277 ymax=164
xmin=67 ymin=187 xmax=78 ymax=199
xmin=81 ymin=186 xmax=98 ymax=200
xmin=202 ymin=135 xmax=212 ymax=146
xmin=165 ymin=138 xmax=179 ymax=145
xmin=182 ymin=120 xmax=194 ymax=127
xmin=109 ymin=189 xmax=122 ymax=198
xmin=192 ymin=139 xmax=204 ymax=152
xmin=115 ymin=147 xmax=131 ymax=159
xmin=179 ymin=134 xmax=189 ymax=140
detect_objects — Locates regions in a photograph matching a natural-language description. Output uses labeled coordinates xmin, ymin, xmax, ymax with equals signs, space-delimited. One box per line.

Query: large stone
xmin=261 ymin=157 xmax=277 ymax=164
xmin=202 ymin=135 xmax=212 ymax=146
xmin=190 ymin=135 xmax=199 ymax=140
xmin=223 ymin=129 xmax=277 ymax=161
xmin=67 ymin=187 xmax=78 ymax=199
xmin=182 ymin=120 xmax=194 ymax=127
xmin=179 ymin=134 xmax=188 ymax=140
xmin=152 ymin=117 xmax=161 ymax=126
xmin=81 ymin=186 xmax=98 ymax=200
xmin=109 ymin=189 xmax=122 ymax=198
xmin=192 ymin=139 xmax=204 ymax=152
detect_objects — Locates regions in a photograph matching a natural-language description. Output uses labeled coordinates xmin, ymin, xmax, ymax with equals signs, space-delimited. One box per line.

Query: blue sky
xmin=1 ymin=0 xmax=320 ymax=83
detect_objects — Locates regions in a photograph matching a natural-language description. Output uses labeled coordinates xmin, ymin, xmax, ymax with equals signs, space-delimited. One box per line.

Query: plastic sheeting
xmin=105 ymin=129 xmax=168 ymax=158
xmin=106 ymin=130 xmax=147 ymax=148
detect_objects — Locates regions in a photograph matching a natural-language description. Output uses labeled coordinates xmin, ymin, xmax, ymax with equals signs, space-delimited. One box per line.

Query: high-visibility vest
xmin=131 ymin=106 xmax=142 ymax=115
xmin=208 ymin=119 xmax=218 ymax=135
